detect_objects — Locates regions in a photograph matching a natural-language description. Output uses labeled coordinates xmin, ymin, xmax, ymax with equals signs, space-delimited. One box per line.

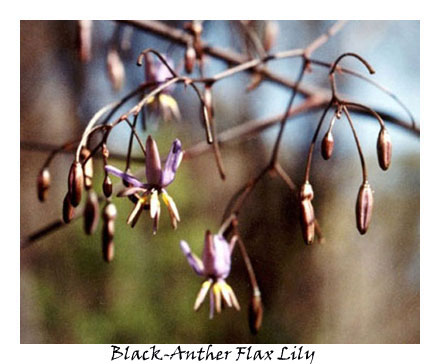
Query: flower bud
xmin=80 ymin=147 xmax=93 ymax=190
xmin=184 ymin=45 xmax=196 ymax=74
xmin=103 ymin=202 xmax=117 ymax=222
xmin=62 ymin=192 xmax=75 ymax=224
xmin=68 ymin=161 xmax=84 ymax=207
xmin=37 ymin=168 xmax=51 ymax=202
xmin=102 ymin=239 xmax=115 ymax=263
xmin=248 ymin=292 xmax=263 ymax=335
xmin=299 ymin=199 xmax=315 ymax=245
xmin=77 ymin=20 xmax=92 ymax=63
xmin=321 ymin=130 xmax=334 ymax=160
xmin=377 ymin=128 xmax=392 ymax=171
xmin=102 ymin=175 xmax=113 ymax=198
xmin=300 ymin=182 xmax=314 ymax=201
xmin=263 ymin=21 xmax=278 ymax=52
xmin=107 ymin=49 xmax=125 ymax=91
xmin=356 ymin=182 xmax=374 ymax=235
xmin=84 ymin=190 xmax=99 ymax=235
xmin=204 ymin=86 xmax=214 ymax=119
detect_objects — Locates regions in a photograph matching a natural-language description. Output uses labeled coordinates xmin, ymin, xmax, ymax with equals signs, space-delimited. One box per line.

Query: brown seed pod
xmin=76 ymin=20 xmax=92 ymax=63
xmin=107 ymin=49 xmax=125 ymax=91
xmin=204 ymin=86 xmax=214 ymax=120
xmin=263 ymin=21 xmax=278 ymax=52
xmin=356 ymin=182 xmax=374 ymax=235
xmin=68 ymin=161 xmax=84 ymax=207
xmin=102 ymin=239 xmax=115 ymax=263
xmin=102 ymin=175 xmax=113 ymax=198
xmin=321 ymin=130 xmax=334 ymax=160
xmin=377 ymin=128 xmax=392 ymax=171
xmin=184 ymin=45 xmax=196 ymax=74
xmin=62 ymin=192 xmax=75 ymax=224
xmin=102 ymin=202 xmax=117 ymax=262
xmin=84 ymin=190 xmax=99 ymax=235
xmin=299 ymin=182 xmax=314 ymax=201
xmin=80 ymin=147 xmax=93 ymax=190
xmin=248 ymin=292 xmax=263 ymax=335
xmin=37 ymin=168 xmax=51 ymax=202
xmin=299 ymin=199 xmax=315 ymax=245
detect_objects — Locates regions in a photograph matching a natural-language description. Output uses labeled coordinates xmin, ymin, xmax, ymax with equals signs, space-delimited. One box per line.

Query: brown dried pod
xmin=377 ymin=128 xmax=392 ymax=171
xmin=84 ymin=190 xmax=99 ymax=235
xmin=62 ymin=192 xmax=75 ymax=224
xmin=102 ymin=239 xmax=115 ymax=263
xmin=76 ymin=20 xmax=92 ymax=63
xmin=299 ymin=182 xmax=314 ymax=201
xmin=321 ymin=130 xmax=334 ymax=160
xmin=299 ymin=199 xmax=315 ymax=245
xmin=102 ymin=175 xmax=113 ymax=198
xmin=102 ymin=144 xmax=110 ymax=159
xmin=68 ymin=161 xmax=84 ymax=207
xmin=80 ymin=147 xmax=93 ymax=190
xmin=263 ymin=21 xmax=278 ymax=52
xmin=37 ymin=168 xmax=51 ymax=202
xmin=204 ymin=86 xmax=214 ymax=120
xmin=107 ymin=49 xmax=125 ymax=91
xmin=356 ymin=182 xmax=374 ymax=235
xmin=184 ymin=45 xmax=196 ymax=74
xmin=248 ymin=292 xmax=263 ymax=335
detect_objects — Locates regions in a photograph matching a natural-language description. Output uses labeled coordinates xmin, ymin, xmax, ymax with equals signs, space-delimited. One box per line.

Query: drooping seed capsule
xmin=377 ymin=128 xmax=392 ymax=171
xmin=263 ymin=21 xmax=278 ymax=52
xmin=68 ymin=161 xmax=84 ymax=207
xmin=80 ymin=147 xmax=93 ymax=190
xmin=107 ymin=49 xmax=125 ymax=91
xmin=184 ymin=45 xmax=196 ymax=74
xmin=37 ymin=168 xmax=51 ymax=202
xmin=356 ymin=182 xmax=374 ymax=235
xmin=321 ymin=130 xmax=334 ymax=160
xmin=102 ymin=202 xmax=117 ymax=262
xmin=76 ymin=20 xmax=92 ymax=63
xmin=84 ymin=190 xmax=99 ymax=235
xmin=204 ymin=86 xmax=214 ymax=120
xmin=248 ymin=292 xmax=263 ymax=335
xmin=299 ymin=199 xmax=315 ymax=245
xmin=62 ymin=192 xmax=75 ymax=223
xmin=300 ymin=181 xmax=314 ymax=201
xmin=102 ymin=175 xmax=113 ymax=198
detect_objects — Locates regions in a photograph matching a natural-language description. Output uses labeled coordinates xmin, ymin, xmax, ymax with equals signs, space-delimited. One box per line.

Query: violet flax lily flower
xmin=180 ymin=231 xmax=240 ymax=319
xmin=105 ymin=135 xmax=183 ymax=234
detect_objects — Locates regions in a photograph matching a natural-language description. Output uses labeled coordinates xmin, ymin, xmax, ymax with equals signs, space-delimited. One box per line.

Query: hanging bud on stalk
xmin=248 ymin=291 xmax=263 ymax=335
xmin=321 ymin=130 xmax=334 ymax=160
xmin=299 ymin=182 xmax=315 ymax=245
xmin=102 ymin=202 xmax=117 ymax=262
xmin=184 ymin=45 xmax=196 ymax=74
xmin=263 ymin=21 xmax=279 ymax=52
xmin=62 ymin=192 xmax=75 ymax=224
xmin=107 ymin=49 xmax=125 ymax=91
xmin=80 ymin=147 xmax=93 ymax=190
xmin=377 ymin=128 xmax=392 ymax=171
xmin=84 ymin=190 xmax=99 ymax=235
xmin=204 ymin=85 xmax=214 ymax=120
xmin=76 ymin=20 xmax=92 ymax=63
xmin=37 ymin=168 xmax=51 ymax=202
xmin=68 ymin=161 xmax=84 ymax=207
xmin=102 ymin=175 xmax=113 ymax=198
xmin=356 ymin=182 xmax=374 ymax=235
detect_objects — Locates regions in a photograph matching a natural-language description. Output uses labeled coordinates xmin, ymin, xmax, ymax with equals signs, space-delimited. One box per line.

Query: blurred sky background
xmin=20 ymin=20 xmax=419 ymax=343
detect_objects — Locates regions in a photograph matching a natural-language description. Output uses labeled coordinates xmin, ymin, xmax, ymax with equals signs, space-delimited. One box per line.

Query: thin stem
xmin=342 ymin=105 xmax=368 ymax=182
xmin=236 ymin=234 xmax=260 ymax=293
xmin=270 ymin=60 xmax=308 ymax=166
xmin=125 ymin=113 xmax=139 ymax=170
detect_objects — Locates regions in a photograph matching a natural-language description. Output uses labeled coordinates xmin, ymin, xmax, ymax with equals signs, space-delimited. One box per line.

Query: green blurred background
xmin=20 ymin=20 xmax=419 ymax=343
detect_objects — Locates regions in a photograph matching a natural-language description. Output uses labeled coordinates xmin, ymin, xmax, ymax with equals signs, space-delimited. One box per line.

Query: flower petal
xmin=105 ymin=165 xmax=145 ymax=188
xmin=126 ymin=195 xmax=148 ymax=227
xmin=212 ymin=282 xmax=222 ymax=313
xmin=117 ymin=186 xmax=147 ymax=197
xmin=161 ymin=139 xmax=183 ymax=187
xmin=180 ymin=240 xmax=205 ymax=276
xmin=145 ymin=135 xmax=162 ymax=186
xmin=194 ymin=279 xmax=212 ymax=311
xmin=159 ymin=94 xmax=181 ymax=121
xmin=162 ymin=190 xmax=180 ymax=229
xmin=150 ymin=189 xmax=160 ymax=219
xmin=218 ymin=280 xmax=232 ymax=308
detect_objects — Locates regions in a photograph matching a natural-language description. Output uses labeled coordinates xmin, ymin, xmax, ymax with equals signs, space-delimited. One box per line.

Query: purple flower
xmin=105 ymin=135 xmax=183 ymax=233
xmin=180 ymin=231 xmax=240 ymax=319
